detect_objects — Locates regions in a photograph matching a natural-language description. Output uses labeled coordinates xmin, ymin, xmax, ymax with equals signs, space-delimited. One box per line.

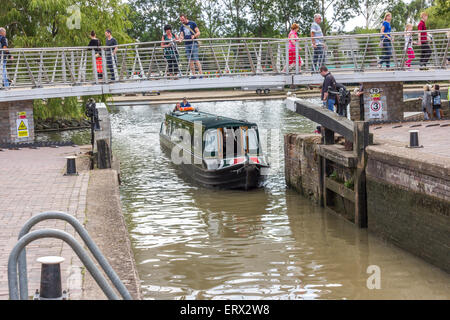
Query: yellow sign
xmin=18 ymin=112 xmax=27 ymax=117
xmin=17 ymin=119 xmax=29 ymax=138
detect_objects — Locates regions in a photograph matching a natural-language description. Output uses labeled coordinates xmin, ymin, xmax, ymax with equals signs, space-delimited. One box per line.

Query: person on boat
xmin=173 ymin=102 xmax=182 ymax=112
xmin=179 ymin=98 xmax=194 ymax=111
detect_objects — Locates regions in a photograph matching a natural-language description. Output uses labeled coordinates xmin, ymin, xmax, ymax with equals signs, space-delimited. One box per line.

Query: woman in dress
xmin=283 ymin=23 xmax=302 ymax=72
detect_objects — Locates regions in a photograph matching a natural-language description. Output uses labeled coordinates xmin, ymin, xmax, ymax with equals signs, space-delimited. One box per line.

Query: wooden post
xmin=96 ymin=139 xmax=111 ymax=169
xmin=323 ymin=127 xmax=335 ymax=145
xmin=354 ymin=121 xmax=369 ymax=228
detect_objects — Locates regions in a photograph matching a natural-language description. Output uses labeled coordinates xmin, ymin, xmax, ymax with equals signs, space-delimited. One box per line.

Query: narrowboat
xmin=159 ymin=109 xmax=269 ymax=190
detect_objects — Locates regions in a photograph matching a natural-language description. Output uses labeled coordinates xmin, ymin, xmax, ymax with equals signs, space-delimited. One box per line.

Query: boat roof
xmin=167 ymin=111 xmax=257 ymax=130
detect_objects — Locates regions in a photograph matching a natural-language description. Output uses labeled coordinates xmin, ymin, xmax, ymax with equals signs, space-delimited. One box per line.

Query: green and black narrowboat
xmin=159 ymin=109 xmax=269 ymax=190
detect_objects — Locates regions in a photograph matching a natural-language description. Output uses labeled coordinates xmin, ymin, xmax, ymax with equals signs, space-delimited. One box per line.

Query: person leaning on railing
xmin=88 ymin=31 xmax=103 ymax=79
xmin=179 ymin=13 xmax=203 ymax=79
xmin=161 ymin=24 xmax=180 ymax=78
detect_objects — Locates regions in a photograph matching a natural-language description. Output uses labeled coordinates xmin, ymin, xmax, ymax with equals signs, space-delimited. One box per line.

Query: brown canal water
xmin=40 ymin=99 xmax=449 ymax=300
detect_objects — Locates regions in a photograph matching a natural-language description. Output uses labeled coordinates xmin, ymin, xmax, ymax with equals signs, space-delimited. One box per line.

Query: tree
xmin=129 ymin=0 xmax=203 ymax=42
xmin=352 ymin=0 xmax=388 ymax=29
xmin=0 ymin=0 xmax=133 ymax=47
xmin=425 ymin=0 xmax=450 ymax=29
xmin=201 ymin=1 xmax=224 ymax=38
xmin=247 ymin=0 xmax=277 ymax=37
xmin=273 ymin=0 xmax=318 ymax=36
xmin=221 ymin=0 xmax=250 ymax=38
xmin=316 ymin=0 xmax=357 ymax=34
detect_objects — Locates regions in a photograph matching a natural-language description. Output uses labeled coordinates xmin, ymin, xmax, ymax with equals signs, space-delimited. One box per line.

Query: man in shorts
xmin=179 ymin=14 xmax=203 ymax=79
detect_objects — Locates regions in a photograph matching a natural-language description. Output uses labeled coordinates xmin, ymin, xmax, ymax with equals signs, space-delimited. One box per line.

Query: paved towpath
xmin=371 ymin=120 xmax=450 ymax=159
xmin=0 ymin=146 xmax=88 ymax=299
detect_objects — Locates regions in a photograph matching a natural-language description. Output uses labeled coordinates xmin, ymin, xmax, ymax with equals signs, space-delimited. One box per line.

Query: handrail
xmin=16 ymin=211 xmax=132 ymax=300
xmin=0 ymin=30 xmax=448 ymax=91
xmin=8 ymin=229 xmax=121 ymax=300
xmin=0 ymin=29 xmax=449 ymax=51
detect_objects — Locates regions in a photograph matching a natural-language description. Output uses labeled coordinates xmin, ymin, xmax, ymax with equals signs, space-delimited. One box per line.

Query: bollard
xmin=408 ymin=130 xmax=422 ymax=148
xmin=36 ymin=256 xmax=66 ymax=300
xmin=64 ymin=156 xmax=78 ymax=176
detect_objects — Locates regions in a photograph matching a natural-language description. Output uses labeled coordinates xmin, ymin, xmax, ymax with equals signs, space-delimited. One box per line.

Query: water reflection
xmin=47 ymin=99 xmax=449 ymax=300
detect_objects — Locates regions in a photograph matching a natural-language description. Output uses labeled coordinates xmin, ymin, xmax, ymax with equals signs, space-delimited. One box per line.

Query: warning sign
xmin=17 ymin=119 xmax=29 ymax=138
xmin=369 ymin=101 xmax=383 ymax=118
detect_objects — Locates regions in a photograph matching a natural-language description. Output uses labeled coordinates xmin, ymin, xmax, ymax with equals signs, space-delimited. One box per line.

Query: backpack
xmin=336 ymin=83 xmax=351 ymax=107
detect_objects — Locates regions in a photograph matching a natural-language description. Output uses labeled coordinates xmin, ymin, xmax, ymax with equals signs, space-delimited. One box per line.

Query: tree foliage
xmin=0 ymin=0 xmax=133 ymax=47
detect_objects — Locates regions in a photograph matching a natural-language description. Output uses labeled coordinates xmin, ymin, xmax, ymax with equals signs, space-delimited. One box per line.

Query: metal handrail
xmin=0 ymin=29 xmax=448 ymax=90
xmin=14 ymin=211 xmax=132 ymax=300
xmin=8 ymin=229 xmax=121 ymax=300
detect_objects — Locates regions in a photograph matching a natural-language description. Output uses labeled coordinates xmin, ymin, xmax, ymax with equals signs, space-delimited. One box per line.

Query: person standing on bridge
xmin=418 ymin=12 xmax=431 ymax=70
xmin=161 ymin=24 xmax=180 ymax=78
xmin=88 ymin=31 xmax=103 ymax=79
xmin=0 ymin=27 xmax=10 ymax=88
xmin=179 ymin=14 xmax=203 ymax=79
xmin=320 ymin=66 xmax=337 ymax=112
xmin=283 ymin=23 xmax=302 ymax=73
xmin=379 ymin=12 xmax=393 ymax=69
xmin=105 ymin=29 xmax=118 ymax=81
xmin=311 ymin=14 xmax=325 ymax=72
xmin=404 ymin=24 xmax=416 ymax=69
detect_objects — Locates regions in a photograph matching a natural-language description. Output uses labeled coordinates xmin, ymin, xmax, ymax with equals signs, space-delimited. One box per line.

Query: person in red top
xmin=418 ymin=12 xmax=431 ymax=69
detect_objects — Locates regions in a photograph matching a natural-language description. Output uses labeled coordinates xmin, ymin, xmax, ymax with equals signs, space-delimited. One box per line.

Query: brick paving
xmin=371 ymin=120 xmax=450 ymax=159
xmin=0 ymin=146 xmax=89 ymax=300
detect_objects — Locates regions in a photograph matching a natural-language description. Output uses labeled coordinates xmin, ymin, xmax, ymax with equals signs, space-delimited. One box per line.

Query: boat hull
xmin=160 ymin=134 xmax=267 ymax=190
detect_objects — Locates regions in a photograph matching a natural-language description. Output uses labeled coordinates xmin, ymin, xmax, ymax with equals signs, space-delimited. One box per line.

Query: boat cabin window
xmin=245 ymin=128 xmax=259 ymax=154
xmin=204 ymin=129 xmax=219 ymax=157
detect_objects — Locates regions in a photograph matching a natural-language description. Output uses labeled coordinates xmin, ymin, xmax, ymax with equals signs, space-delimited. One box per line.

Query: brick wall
xmin=0 ymin=101 xmax=34 ymax=144
xmin=366 ymin=146 xmax=450 ymax=272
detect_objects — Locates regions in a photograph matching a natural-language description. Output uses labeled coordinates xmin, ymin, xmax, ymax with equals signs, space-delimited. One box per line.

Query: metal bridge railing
xmin=0 ymin=29 xmax=448 ymax=89
xmin=8 ymin=211 xmax=132 ymax=300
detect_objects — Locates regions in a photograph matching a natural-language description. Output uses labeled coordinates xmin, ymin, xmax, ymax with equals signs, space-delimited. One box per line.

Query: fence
xmin=0 ymin=29 xmax=449 ymax=89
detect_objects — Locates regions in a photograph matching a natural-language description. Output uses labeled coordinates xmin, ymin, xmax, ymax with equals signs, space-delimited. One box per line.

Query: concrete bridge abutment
xmin=0 ymin=100 xmax=34 ymax=144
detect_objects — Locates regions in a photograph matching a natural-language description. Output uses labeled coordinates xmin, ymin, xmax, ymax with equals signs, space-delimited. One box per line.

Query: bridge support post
xmin=0 ymin=100 xmax=34 ymax=144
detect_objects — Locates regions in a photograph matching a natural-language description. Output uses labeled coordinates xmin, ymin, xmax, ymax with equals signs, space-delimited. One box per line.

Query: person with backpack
xmin=431 ymin=84 xmax=442 ymax=120
xmin=161 ymin=24 xmax=180 ymax=78
xmin=320 ymin=66 xmax=337 ymax=112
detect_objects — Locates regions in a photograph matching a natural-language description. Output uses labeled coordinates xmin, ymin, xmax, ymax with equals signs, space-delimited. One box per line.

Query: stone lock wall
xmin=0 ymin=100 xmax=34 ymax=144
xmin=366 ymin=145 xmax=450 ymax=273
xmin=284 ymin=133 xmax=322 ymax=203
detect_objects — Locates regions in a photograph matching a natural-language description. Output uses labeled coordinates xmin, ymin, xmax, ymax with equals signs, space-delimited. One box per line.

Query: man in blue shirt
xmin=179 ymin=14 xmax=203 ymax=79
xmin=0 ymin=27 xmax=10 ymax=88
xmin=180 ymin=97 xmax=191 ymax=108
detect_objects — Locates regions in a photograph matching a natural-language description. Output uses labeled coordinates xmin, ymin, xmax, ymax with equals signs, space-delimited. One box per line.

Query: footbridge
xmin=0 ymin=29 xmax=449 ymax=102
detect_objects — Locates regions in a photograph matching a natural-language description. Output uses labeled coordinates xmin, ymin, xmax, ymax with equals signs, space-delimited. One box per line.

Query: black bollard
xmin=65 ymin=156 xmax=78 ymax=176
xmin=409 ymin=130 xmax=420 ymax=148
xmin=37 ymin=256 xmax=65 ymax=300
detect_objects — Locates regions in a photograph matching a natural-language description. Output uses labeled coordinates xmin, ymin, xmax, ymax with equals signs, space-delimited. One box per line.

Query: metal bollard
xmin=408 ymin=130 xmax=422 ymax=148
xmin=64 ymin=156 xmax=78 ymax=176
xmin=35 ymin=256 xmax=67 ymax=300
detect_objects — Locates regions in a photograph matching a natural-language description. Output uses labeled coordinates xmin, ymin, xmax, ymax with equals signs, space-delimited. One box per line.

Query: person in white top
xmin=310 ymin=14 xmax=325 ymax=72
